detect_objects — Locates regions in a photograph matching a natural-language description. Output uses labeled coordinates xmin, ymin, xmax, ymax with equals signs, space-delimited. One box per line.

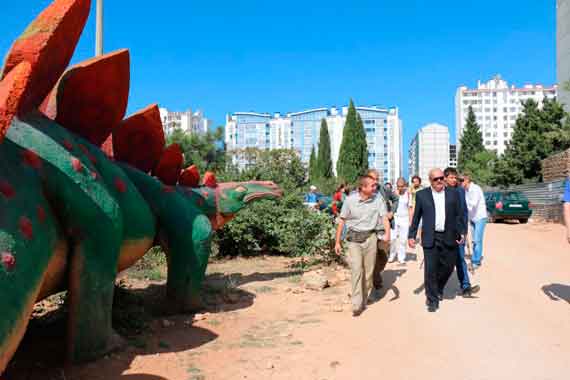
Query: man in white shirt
xmin=389 ymin=177 xmax=413 ymax=264
xmin=408 ymin=168 xmax=466 ymax=312
xmin=463 ymin=174 xmax=488 ymax=269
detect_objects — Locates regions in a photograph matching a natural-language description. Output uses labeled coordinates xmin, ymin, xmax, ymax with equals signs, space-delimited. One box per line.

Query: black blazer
xmin=408 ymin=187 xmax=467 ymax=248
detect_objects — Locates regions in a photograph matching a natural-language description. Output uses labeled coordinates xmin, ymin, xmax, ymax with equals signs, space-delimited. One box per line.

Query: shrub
xmin=216 ymin=190 xmax=336 ymax=260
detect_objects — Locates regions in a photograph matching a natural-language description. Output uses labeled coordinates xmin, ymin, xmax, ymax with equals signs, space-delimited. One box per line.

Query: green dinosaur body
xmin=0 ymin=1 xmax=282 ymax=373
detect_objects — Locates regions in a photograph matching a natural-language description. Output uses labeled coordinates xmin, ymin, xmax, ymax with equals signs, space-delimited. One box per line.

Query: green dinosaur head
xmin=210 ymin=181 xmax=283 ymax=229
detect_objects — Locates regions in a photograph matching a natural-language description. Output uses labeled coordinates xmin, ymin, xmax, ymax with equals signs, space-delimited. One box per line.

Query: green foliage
xmin=216 ymin=190 xmax=336 ymax=259
xmin=316 ymin=118 xmax=333 ymax=180
xmin=462 ymin=150 xmax=497 ymax=186
xmin=166 ymin=127 xmax=226 ymax=172
xmin=309 ymin=146 xmax=317 ymax=182
xmin=223 ymin=148 xmax=306 ymax=192
xmin=337 ymin=100 xmax=368 ymax=184
xmin=458 ymin=106 xmax=484 ymax=171
xmin=493 ymin=99 xmax=566 ymax=186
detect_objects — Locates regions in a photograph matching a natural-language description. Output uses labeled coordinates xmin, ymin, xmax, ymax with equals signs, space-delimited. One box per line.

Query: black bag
xmin=346 ymin=229 xmax=373 ymax=243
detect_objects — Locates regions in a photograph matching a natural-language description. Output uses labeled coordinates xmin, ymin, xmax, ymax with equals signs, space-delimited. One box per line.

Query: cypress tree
xmin=309 ymin=146 xmax=317 ymax=181
xmin=316 ymin=118 xmax=333 ymax=179
xmin=337 ymin=100 xmax=369 ymax=184
xmin=458 ymin=106 xmax=484 ymax=171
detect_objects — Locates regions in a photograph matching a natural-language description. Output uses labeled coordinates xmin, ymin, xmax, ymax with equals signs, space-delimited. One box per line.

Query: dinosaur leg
xmin=120 ymin=164 xmax=212 ymax=312
xmin=163 ymin=213 xmax=212 ymax=312
xmin=7 ymin=115 xmax=124 ymax=363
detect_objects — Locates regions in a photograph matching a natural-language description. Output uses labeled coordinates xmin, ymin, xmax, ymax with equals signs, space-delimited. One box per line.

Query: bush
xmin=216 ymin=190 xmax=336 ymax=260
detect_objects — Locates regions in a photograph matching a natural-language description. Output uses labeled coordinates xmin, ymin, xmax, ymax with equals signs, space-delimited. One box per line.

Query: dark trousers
xmin=423 ymin=232 xmax=457 ymax=305
xmin=373 ymin=240 xmax=389 ymax=289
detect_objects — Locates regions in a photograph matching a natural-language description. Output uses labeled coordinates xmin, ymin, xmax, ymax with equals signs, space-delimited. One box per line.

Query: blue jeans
xmin=456 ymin=244 xmax=470 ymax=290
xmin=470 ymin=218 xmax=488 ymax=265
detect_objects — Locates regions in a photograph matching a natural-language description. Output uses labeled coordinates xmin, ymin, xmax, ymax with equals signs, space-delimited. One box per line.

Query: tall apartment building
xmin=558 ymin=0 xmax=570 ymax=110
xmin=449 ymin=144 xmax=457 ymax=168
xmin=225 ymin=105 xmax=403 ymax=184
xmin=159 ymin=107 xmax=212 ymax=136
xmin=408 ymin=123 xmax=450 ymax=184
xmin=455 ymin=76 xmax=557 ymax=155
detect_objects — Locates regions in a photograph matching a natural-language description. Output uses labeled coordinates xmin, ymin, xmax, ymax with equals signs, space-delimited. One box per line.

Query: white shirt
xmin=465 ymin=183 xmax=488 ymax=222
xmin=431 ymin=188 xmax=446 ymax=232
xmin=395 ymin=191 xmax=410 ymax=219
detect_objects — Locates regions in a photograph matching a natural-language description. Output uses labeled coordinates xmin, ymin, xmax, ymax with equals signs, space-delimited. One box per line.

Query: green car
xmin=484 ymin=191 xmax=533 ymax=224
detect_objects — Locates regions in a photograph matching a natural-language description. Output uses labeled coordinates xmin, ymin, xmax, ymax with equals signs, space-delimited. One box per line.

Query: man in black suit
xmin=408 ymin=168 xmax=466 ymax=312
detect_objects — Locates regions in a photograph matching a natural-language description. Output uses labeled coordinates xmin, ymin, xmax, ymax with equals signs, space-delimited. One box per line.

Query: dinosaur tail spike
xmin=40 ymin=49 xmax=130 ymax=146
xmin=0 ymin=62 xmax=33 ymax=142
xmin=203 ymin=172 xmax=218 ymax=188
xmin=179 ymin=165 xmax=201 ymax=188
xmin=152 ymin=144 xmax=184 ymax=186
xmin=1 ymin=0 xmax=91 ymax=114
xmin=113 ymin=104 xmax=165 ymax=173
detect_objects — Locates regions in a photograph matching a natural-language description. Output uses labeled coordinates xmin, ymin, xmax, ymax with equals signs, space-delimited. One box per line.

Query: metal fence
xmin=485 ymin=180 xmax=566 ymax=222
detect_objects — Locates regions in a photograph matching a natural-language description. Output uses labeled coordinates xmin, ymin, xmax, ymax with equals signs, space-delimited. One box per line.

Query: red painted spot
xmin=37 ymin=205 xmax=46 ymax=223
xmin=78 ymin=144 xmax=89 ymax=155
xmin=22 ymin=149 xmax=41 ymax=169
xmin=114 ymin=177 xmax=126 ymax=193
xmin=201 ymin=191 xmax=209 ymax=199
xmin=71 ymin=157 xmax=83 ymax=172
xmin=0 ymin=181 xmax=15 ymax=199
xmin=19 ymin=217 xmax=33 ymax=240
xmin=162 ymin=185 xmax=175 ymax=193
xmin=91 ymin=171 xmax=99 ymax=180
xmin=1 ymin=252 xmax=16 ymax=272
xmin=63 ymin=139 xmax=74 ymax=151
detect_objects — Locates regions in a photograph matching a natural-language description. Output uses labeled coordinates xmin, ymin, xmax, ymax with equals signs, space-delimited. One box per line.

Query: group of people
xmin=334 ymin=167 xmax=489 ymax=316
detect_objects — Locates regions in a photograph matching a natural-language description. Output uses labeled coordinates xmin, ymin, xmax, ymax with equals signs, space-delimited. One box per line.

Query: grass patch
xmin=129 ymin=247 xmax=167 ymax=280
xmin=253 ymin=285 xmax=275 ymax=294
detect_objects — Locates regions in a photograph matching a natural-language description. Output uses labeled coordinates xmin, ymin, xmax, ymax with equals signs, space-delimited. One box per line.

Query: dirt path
xmin=5 ymin=222 xmax=570 ymax=380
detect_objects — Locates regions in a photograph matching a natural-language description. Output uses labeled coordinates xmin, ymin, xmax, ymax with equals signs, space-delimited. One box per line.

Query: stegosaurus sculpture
xmin=0 ymin=0 xmax=282 ymax=374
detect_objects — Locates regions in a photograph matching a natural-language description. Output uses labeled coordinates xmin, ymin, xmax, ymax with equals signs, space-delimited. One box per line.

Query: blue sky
xmin=1 ymin=1 xmax=557 ymax=176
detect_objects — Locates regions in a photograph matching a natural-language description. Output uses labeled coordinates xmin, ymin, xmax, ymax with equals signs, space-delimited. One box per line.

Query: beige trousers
xmin=346 ymin=234 xmax=378 ymax=311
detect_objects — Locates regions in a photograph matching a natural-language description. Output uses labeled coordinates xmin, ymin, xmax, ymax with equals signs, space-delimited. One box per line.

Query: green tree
xmin=166 ymin=127 xmax=226 ymax=173
xmin=462 ymin=150 xmax=497 ymax=186
xmin=226 ymin=148 xmax=306 ymax=192
xmin=309 ymin=146 xmax=317 ymax=181
xmin=472 ymin=97 xmax=569 ymax=187
xmin=337 ymin=100 xmax=368 ymax=184
xmin=458 ymin=106 xmax=484 ymax=171
xmin=316 ymin=118 xmax=333 ymax=180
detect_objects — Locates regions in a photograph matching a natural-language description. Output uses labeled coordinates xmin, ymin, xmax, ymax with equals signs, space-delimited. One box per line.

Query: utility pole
xmin=95 ymin=0 xmax=103 ymax=56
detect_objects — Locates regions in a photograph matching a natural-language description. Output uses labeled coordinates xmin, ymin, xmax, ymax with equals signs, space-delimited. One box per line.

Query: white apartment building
xmin=159 ymin=107 xmax=212 ymax=136
xmin=455 ymin=76 xmax=557 ymax=155
xmin=409 ymin=123 xmax=450 ymax=185
xmin=558 ymin=0 xmax=570 ymax=110
xmin=225 ymin=105 xmax=403 ymax=184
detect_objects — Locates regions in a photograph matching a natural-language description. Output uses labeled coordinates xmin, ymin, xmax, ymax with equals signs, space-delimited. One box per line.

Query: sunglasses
xmin=431 ymin=176 xmax=444 ymax=182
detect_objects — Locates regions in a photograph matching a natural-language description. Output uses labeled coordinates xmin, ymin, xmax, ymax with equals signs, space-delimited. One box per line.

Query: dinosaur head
xmin=210 ymin=180 xmax=283 ymax=230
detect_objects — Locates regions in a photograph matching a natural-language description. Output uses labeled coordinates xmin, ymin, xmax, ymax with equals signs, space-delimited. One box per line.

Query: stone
xmin=179 ymin=165 xmax=200 ymax=187
xmin=113 ymin=104 xmax=165 ymax=173
xmin=332 ymin=304 xmax=343 ymax=312
xmin=266 ymin=362 xmax=274 ymax=370
xmin=41 ymin=50 xmax=130 ymax=146
xmin=152 ymin=144 xmax=183 ymax=185
xmin=0 ymin=62 xmax=33 ymax=141
xmin=1 ymin=0 xmax=91 ymax=114
xmin=193 ymin=313 xmax=207 ymax=322
xmin=302 ymin=270 xmax=329 ymax=291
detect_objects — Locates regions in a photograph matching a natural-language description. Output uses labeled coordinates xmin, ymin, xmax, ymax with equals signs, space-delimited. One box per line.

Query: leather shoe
xmin=438 ymin=293 xmax=444 ymax=301
xmin=352 ymin=308 xmax=364 ymax=317
xmin=462 ymin=285 xmax=480 ymax=297
xmin=427 ymin=303 xmax=438 ymax=312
